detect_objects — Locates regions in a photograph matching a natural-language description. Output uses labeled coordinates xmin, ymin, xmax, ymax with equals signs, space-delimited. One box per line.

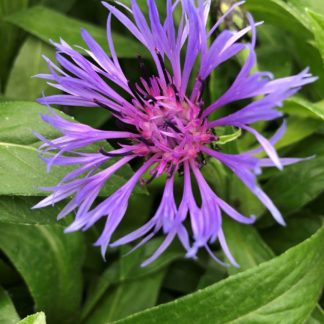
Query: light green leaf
xmin=216 ymin=127 xmax=242 ymax=145
xmin=6 ymin=6 xmax=147 ymax=58
xmin=18 ymin=312 xmax=46 ymax=324
xmin=308 ymin=10 xmax=324 ymax=64
xmin=282 ymin=97 xmax=324 ymax=120
xmin=265 ymin=157 xmax=324 ymax=215
xmin=5 ymin=37 xmax=57 ymax=101
xmin=0 ymin=286 xmax=20 ymax=324
xmin=0 ymin=101 xmax=66 ymax=145
xmin=116 ymin=227 xmax=324 ymax=324
xmin=245 ymin=0 xmax=311 ymax=37
xmin=0 ymin=223 xmax=85 ymax=324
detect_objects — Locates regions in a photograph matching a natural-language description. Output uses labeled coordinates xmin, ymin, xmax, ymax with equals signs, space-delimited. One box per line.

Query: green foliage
xmin=116 ymin=228 xmax=324 ymax=324
xmin=18 ymin=312 xmax=46 ymax=324
xmin=0 ymin=0 xmax=322 ymax=323
xmin=6 ymin=6 xmax=147 ymax=58
xmin=0 ymin=287 xmax=20 ymax=323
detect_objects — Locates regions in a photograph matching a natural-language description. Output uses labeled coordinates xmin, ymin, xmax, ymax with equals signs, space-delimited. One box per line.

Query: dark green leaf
xmin=265 ymin=157 xmax=324 ymax=215
xmin=85 ymin=271 xmax=165 ymax=323
xmin=262 ymin=214 xmax=323 ymax=254
xmin=0 ymin=223 xmax=85 ymax=324
xmin=0 ymin=286 xmax=20 ymax=324
xmin=81 ymin=239 xmax=183 ymax=320
xmin=0 ymin=0 xmax=28 ymax=91
xmin=116 ymin=227 xmax=324 ymax=324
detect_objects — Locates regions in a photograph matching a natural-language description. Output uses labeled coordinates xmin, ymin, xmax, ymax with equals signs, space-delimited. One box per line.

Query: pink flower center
xmin=129 ymin=76 xmax=215 ymax=175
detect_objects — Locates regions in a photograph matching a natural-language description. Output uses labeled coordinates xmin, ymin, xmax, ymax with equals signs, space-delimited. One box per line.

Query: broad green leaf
xmin=0 ymin=286 xmax=20 ymax=324
xmin=245 ymin=0 xmax=311 ymax=38
xmin=282 ymin=97 xmax=324 ymax=120
xmin=0 ymin=101 xmax=143 ymax=196
xmin=18 ymin=312 xmax=46 ymax=324
xmin=0 ymin=223 xmax=85 ymax=324
xmin=0 ymin=0 xmax=28 ymax=91
xmin=0 ymin=101 xmax=65 ymax=145
xmin=308 ymin=10 xmax=324 ymax=64
xmin=0 ymin=196 xmax=62 ymax=225
xmin=5 ymin=37 xmax=57 ymax=101
xmin=6 ymin=6 xmax=147 ymax=58
xmin=0 ymin=143 xmax=75 ymax=196
xmin=117 ymin=227 xmax=324 ymax=324
xmin=265 ymin=157 xmax=324 ymax=215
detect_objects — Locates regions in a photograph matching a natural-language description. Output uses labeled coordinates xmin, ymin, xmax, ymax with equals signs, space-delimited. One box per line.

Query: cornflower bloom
xmin=34 ymin=0 xmax=316 ymax=267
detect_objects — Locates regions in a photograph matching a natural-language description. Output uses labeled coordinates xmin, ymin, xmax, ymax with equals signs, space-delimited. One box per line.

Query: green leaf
xmin=0 ymin=286 xmax=20 ymax=324
xmin=5 ymin=37 xmax=57 ymax=101
xmin=0 ymin=101 xmax=142 ymax=196
xmin=0 ymin=196 xmax=63 ymax=225
xmin=81 ymin=239 xmax=183 ymax=320
xmin=85 ymin=271 xmax=165 ymax=324
xmin=0 ymin=223 xmax=85 ymax=324
xmin=0 ymin=101 xmax=65 ymax=145
xmin=263 ymin=214 xmax=323 ymax=254
xmin=265 ymin=157 xmax=324 ymax=215
xmin=116 ymin=227 xmax=324 ymax=324
xmin=282 ymin=97 xmax=324 ymax=120
xmin=308 ymin=10 xmax=324 ymax=64
xmin=0 ymin=143 xmax=73 ymax=196
xmin=274 ymin=117 xmax=321 ymax=150
xmin=245 ymin=0 xmax=311 ymax=38
xmin=18 ymin=312 xmax=46 ymax=324
xmin=0 ymin=0 xmax=28 ymax=91
xmin=223 ymin=219 xmax=275 ymax=275
xmin=6 ymin=6 xmax=147 ymax=58
xmin=307 ymin=305 xmax=324 ymax=324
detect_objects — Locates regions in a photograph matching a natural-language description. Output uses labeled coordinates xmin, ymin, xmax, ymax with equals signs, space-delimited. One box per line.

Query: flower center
xmin=131 ymin=77 xmax=215 ymax=168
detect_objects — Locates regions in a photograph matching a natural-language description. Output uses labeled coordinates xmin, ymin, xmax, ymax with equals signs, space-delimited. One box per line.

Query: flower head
xmin=34 ymin=0 xmax=315 ymax=266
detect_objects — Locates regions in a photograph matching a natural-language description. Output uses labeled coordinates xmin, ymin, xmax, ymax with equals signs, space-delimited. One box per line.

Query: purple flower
xmin=34 ymin=0 xmax=315 ymax=267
